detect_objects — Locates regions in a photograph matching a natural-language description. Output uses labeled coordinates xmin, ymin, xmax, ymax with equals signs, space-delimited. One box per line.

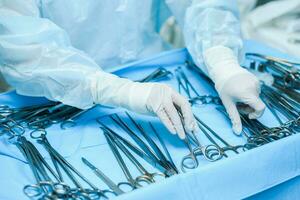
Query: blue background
xmin=0 ymin=40 xmax=299 ymax=200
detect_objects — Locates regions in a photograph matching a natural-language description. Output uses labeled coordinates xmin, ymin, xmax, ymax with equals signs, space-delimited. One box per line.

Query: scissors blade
xmin=82 ymin=157 xmax=124 ymax=195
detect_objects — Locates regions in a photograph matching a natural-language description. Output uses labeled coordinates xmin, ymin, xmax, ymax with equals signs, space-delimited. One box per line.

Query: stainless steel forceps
xmin=104 ymin=131 xmax=142 ymax=192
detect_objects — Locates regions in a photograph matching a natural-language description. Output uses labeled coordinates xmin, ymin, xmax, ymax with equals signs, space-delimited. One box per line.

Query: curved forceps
xmin=0 ymin=105 xmax=14 ymax=114
xmin=104 ymin=132 xmax=142 ymax=192
xmin=23 ymin=181 xmax=54 ymax=198
xmin=31 ymin=129 xmax=107 ymax=199
xmin=17 ymin=136 xmax=71 ymax=198
xmin=196 ymin=116 xmax=243 ymax=154
xmin=290 ymin=117 xmax=300 ymax=132
xmin=23 ymin=182 xmax=72 ymax=199
xmin=110 ymin=132 xmax=165 ymax=184
xmin=189 ymin=131 xmax=223 ymax=160
xmin=180 ymin=135 xmax=199 ymax=172
xmin=97 ymin=120 xmax=173 ymax=177
xmin=193 ymin=117 xmax=228 ymax=159
xmin=216 ymin=107 xmax=262 ymax=151
xmin=241 ymin=115 xmax=281 ymax=142
xmin=125 ymin=112 xmax=177 ymax=174
xmin=175 ymin=108 xmax=199 ymax=172
xmin=173 ymin=104 xmax=221 ymax=172
xmin=180 ymin=132 xmax=222 ymax=173
xmin=0 ymin=119 xmax=25 ymax=138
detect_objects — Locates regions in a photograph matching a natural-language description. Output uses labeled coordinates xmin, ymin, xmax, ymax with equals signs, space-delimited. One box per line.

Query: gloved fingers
xmin=156 ymin=108 xmax=177 ymax=135
xmin=221 ymin=96 xmax=242 ymax=135
xmin=163 ymin=101 xmax=186 ymax=140
xmin=236 ymin=103 xmax=255 ymax=115
xmin=172 ymin=91 xmax=198 ymax=133
xmin=246 ymin=96 xmax=266 ymax=119
xmin=254 ymin=78 xmax=262 ymax=94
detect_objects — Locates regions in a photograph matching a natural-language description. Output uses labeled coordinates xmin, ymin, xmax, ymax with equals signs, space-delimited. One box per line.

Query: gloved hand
xmin=90 ymin=72 xmax=198 ymax=139
xmin=204 ymin=46 xmax=266 ymax=135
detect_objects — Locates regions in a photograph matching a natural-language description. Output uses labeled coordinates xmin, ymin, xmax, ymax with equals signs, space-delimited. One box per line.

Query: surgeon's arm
xmin=167 ymin=0 xmax=265 ymax=134
xmin=0 ymin=0 xmax=104 ymax=108
xmin=0 ymin=0 xmax=197 ymax=138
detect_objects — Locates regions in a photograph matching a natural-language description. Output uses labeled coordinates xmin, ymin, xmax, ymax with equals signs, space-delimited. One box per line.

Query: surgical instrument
xmin=180 ymin=133 xmax=200 ymax=172
xmin=109 ymin=114 xmax=177 ymax=176
xmin=11 ymin=136 xmax=75 ymax=199
xmin=82 ymin=157 xmax=125 ymax=196
xmin=124 ymin=112 xmax=178 ymax=173
xmin=97 ymin=119 xmax=175 ymax=177
xmin=108 ymin=130 xmax=165 ymax=184
xmin=246 ymin=53 xmax=300 ymax=89
xmin=60 ymin=107 xmax=94 ymax=129
xmin=273 ymin=82 xmax=300 ymax=103
xmin=175 ymin=66 xmax=221 ymax=106
xmin=173 ymin=105 xmax=222 ymax=172
xmin=0 ymin=102 xmax=92 ymax=133
xmin=149 ymin=122 xmax=178 ymax=173
xmin=104 ymin=131 xmax=142 ymax=191
xmin=188 ymin=57 xmax=299 ymax=141
xmin=215 ymin=107 xmax=263 ymax=149
xmin=110 ymin=114 xmax=159 ymax=162
xmin=175 ymin=67 xmax=241 ymax=155
xmin=31 ymin=129 xmax=108 ymax=199
xmin=138 ymin=67 xmax=173 ymax=82
xmin=195 ymin=116 xmax=244 ymax=153
xmin=258 ymin=87 xmax=298 ymax=131
xmin=246 ymin=53 xmax=300 ymax=67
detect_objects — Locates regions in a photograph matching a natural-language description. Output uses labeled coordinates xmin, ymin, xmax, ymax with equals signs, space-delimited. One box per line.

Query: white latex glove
xmin=204 ymin=46 xmax=266 ymax=135
xmin=90 ymin=72 xmax=198 ymax=139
